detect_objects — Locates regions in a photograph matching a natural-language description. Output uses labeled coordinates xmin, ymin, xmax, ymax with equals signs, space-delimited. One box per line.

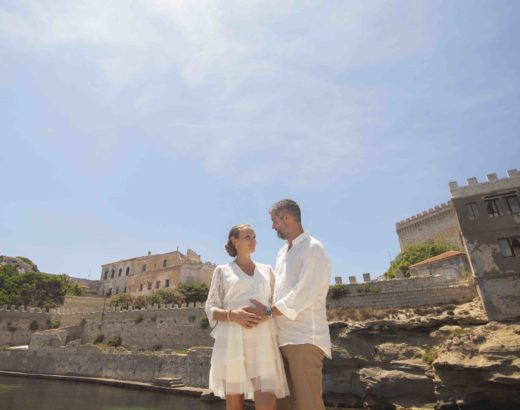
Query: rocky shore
xmin=325 ymin=299 xmax=520 ymax=409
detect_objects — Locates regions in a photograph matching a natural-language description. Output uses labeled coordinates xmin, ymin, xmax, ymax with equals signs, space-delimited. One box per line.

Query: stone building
xmin=99 ymin=249 xmax=216 ymax=297
xmin=408 ymin=250 xmax=470 ymax=279
xmin=395 ymin=202 xmax=464 ymax=250
xmin=450 ymin=169 xmax=520 ymax=321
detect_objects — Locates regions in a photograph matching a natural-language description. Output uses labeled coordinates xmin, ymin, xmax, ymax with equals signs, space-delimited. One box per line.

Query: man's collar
xmin=289 ymin=231 xmax=309 ymax=247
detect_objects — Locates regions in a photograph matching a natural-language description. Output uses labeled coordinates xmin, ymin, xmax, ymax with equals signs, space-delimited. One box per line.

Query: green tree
xmin=176 ymin=282 xmax=209 ymax=303
xmin=385 ymin=240 xmax=461 ymax=279
xmin=0 ymin=263 xmax=77 ymax=308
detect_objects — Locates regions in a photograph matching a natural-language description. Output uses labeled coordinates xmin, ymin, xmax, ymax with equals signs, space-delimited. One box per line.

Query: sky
xmin=1 ymin=1 xmax=519 ymax=283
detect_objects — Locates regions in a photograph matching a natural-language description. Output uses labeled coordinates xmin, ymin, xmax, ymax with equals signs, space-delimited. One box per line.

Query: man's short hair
xmin=270 ymin=199 xmax=301 ymax=224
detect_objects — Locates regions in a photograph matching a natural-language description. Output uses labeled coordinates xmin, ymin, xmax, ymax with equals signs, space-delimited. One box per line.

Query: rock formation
xmin=325 ymin=299 xmax=520 ymax=409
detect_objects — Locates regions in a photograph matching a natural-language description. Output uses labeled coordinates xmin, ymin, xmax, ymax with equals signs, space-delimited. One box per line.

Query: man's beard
xmin=276 ymin=229 xmax=287 ymax=240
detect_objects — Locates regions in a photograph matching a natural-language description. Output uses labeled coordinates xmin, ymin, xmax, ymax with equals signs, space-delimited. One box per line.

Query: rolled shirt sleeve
xmin=205 ymin=266 xmax=224 ymax=328
xmin=274 ymin=244 xmax=331 ymax=321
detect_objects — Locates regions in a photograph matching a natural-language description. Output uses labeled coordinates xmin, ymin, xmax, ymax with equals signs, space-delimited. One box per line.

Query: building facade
xmin=450 ymin=169 xmax=520 ymax=321
xmin=395 ymin=202 xmax=464 ymax=250
xmin=99 ymin=249 xmax=216 ymax=297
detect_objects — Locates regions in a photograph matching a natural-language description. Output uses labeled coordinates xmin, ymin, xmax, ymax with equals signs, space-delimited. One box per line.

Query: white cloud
xmin=0 ymin=1 xmax=436 ymax=185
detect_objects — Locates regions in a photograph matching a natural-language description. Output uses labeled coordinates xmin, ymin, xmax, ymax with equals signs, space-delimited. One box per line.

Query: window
xmin=505 ymin=195 xmax=520 ymax=214
xmin=142 ymin=264 xmax=147 ymax=272
xmin=156 ymin=281 xmax=160 ymax=289
xmin=147 ymin=282 xmax=152 ymax=290
xmin=126 ymin=267 xmax=130 ymax=276
xmin=139 ymin=284 xmax=143 ymax=292
xmin=465 ymin=202 xmax=479 ymax=220
xmin=498 ymin=237 xmax=520 ymax=257
xmin=115 ymin=287 xmax=119 ymax=294
xmin=486 ymin=198 xmax=502 ymax=217
xmin=163 ymin=259 xmax=167 ymax=268
xmin=118 ymin=268 xmax=122 ymax=277
xmin=123 ymin=286 xmax=127 ymax=293
xmin=165 ymin=279 xmax=170 ymax=288
xmin=111 ymin=269 xmax=115 ymax=279
xmin=104 ymin=271 xmax=108 ymax=280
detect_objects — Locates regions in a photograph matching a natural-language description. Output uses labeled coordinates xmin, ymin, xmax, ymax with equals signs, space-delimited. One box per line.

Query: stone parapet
xmin=449 ymin=169 xmax=520 ymax=198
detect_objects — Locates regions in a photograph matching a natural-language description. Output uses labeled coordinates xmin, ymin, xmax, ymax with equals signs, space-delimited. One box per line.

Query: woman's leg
xmin=226 ymin=394 xmax=245 ymax=410
xmin=254 ymin=391 xmax=277 ymax=410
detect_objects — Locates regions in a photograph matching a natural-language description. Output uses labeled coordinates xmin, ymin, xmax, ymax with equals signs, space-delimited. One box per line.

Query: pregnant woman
xmin=205 ymin=224 xmax=289 ymax=410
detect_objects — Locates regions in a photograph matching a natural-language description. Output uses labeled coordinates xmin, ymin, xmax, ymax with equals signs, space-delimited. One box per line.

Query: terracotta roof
xmin=409 ymin=250 xmax=466 ymax=269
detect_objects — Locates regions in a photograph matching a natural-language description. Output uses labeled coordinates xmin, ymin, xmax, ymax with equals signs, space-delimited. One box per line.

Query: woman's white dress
xmin=205 ymin=262 xmax=289 ymax=400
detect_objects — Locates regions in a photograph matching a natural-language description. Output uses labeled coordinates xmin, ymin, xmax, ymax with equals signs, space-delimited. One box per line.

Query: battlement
xmin=449 ymin=169 xmax=520 ymax=198
xmin=396 ymin=201 xmax=452 ymax=229
xmin=0 ymin=302 xmax=206 ymax=316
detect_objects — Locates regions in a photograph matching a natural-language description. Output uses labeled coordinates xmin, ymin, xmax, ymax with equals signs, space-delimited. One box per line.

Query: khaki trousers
xmin=277 ymin=344 xmax=325 ymax=410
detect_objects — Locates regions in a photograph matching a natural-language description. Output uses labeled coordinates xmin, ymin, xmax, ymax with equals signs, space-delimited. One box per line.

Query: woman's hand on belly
xmin=230 ymin=308 xmax=261 ymax=329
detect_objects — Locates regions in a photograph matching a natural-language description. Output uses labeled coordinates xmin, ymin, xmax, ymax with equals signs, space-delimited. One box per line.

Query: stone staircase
xmin=152 ymin=377 xmax=185 ymax=388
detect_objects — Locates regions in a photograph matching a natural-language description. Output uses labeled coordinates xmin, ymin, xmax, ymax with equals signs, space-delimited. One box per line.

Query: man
xmin=247 ymin=199 xmax=332 ymax=410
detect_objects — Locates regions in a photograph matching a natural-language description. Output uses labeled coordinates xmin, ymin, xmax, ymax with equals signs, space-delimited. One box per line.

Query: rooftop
xmin=409 ymin=250 xmax=466 ymax=269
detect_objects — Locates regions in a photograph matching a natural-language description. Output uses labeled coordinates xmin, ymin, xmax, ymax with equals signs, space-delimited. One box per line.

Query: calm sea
xmin=0 ymin=374 xmax=226 ymax=410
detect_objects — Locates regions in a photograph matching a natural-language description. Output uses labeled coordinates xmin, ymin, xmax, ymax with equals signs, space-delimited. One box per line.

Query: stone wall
xmin=0 ymin=345 xmax=211 ymax=387
xmin=81 ymin=307 xmax=213 ymax=350
xmin=0 ymin=304 xmax=213 ymax=349
xmin=396 ymin=201 xmax=463 ymax=250
xmin=0 ymin=309 xmax=53 ymax=346
xmin=327 ymin=276 xmax=477 ymax=309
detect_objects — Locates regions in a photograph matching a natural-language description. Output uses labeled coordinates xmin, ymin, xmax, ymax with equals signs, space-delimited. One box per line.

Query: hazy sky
xmin=1 ymin=1 xmax=519 ymax=282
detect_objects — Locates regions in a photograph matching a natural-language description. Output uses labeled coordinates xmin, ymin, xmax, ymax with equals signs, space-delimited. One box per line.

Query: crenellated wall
xmin=395 ymin=201 xmax=463 ymax=250
xmin=327 ymin=275 xmax=477 ymax=309
xmin=0 ymin=303 xmax=213 ymax=349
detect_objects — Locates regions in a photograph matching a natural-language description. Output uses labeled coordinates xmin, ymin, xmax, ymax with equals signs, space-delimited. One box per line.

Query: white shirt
xmin=273 ymin=232 xmax=332 ymax=359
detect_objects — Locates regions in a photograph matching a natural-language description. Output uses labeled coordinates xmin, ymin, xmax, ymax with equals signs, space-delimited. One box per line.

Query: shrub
xmin=385 ymin=240 xmax=461 ymax=278
xmin=199 ymin=316 xmax=209 ymax=329
xmin=80 ymin=318 xmax=87 ymax=326
xmin=7 ymin=322 xmax=17 ymax=332
xmin=134 ymin=314 xmax=143 ymax=324
xmin=176 ymin=282 xmax=209 ymax=303
xmin=422 ymin=347 xmax=438 ymax=365
xmin=109 ymin=293 xmax=133 ymax=310
xmin=29 ymin=320 xmax=39 ymax=332
xmin=152 ymin=344 xmax=163 ymax=351
xmin=108 ymin=336 xmax=122 ymax=348
xmin=328 ymin=284 xmax=349 ymax=299
xmin=356 ymin=284 xmax=381 ymax=294
xmin=1 ymin=345 xmax=10 ymax=351
xmin=93 ymin=334 xmax=104 ymax=344
xmin=50 ymin=320 xmax=60 ymax=329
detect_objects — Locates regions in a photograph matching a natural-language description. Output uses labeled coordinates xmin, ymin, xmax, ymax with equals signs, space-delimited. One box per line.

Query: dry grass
xmin=328 ymin=306 xmax=400 ymax=322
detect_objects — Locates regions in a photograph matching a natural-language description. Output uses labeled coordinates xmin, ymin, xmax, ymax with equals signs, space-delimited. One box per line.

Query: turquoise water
xmin=0 ymin=375 xmax=226 ymax=410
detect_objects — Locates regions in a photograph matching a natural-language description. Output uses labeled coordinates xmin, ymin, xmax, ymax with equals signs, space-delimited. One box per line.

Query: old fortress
xmin=99 ymin=248 xmax=215 ymax=297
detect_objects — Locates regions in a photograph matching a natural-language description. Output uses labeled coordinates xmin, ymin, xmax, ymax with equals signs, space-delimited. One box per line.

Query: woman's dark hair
xmin=225 ymin=224 xmax=253 ymax=257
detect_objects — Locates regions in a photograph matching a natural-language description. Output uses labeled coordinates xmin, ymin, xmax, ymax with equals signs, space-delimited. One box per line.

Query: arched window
xmin=118 ymin=268 xmax=122 ymax=277
xmin=111 ymin=269 xmax=115 ymax=279
xmin=126 ymin=267 xmax=130 ymax=276
xmin=104 ymin=271 xmax=108 ymax=280
xmin=163 ymin=259 xmax=167 ymax=268
xmin=142 ymin=264 xmax=147 ymax=272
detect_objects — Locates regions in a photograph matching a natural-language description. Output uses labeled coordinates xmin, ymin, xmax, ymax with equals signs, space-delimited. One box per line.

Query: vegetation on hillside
xmin=0 ymin=261 xmax=83 ymax=308
xmin=110 ymin=282 xmax=209 ymax=309
xmin=15 ymin=256 xmax=39 ymax=272
xmin=385 ymin=240 xmax=461 ymax=279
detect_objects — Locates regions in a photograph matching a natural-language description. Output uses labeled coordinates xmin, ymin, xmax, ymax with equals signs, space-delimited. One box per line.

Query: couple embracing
xmin=205 ymin=199 xmax=331 ymax=410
